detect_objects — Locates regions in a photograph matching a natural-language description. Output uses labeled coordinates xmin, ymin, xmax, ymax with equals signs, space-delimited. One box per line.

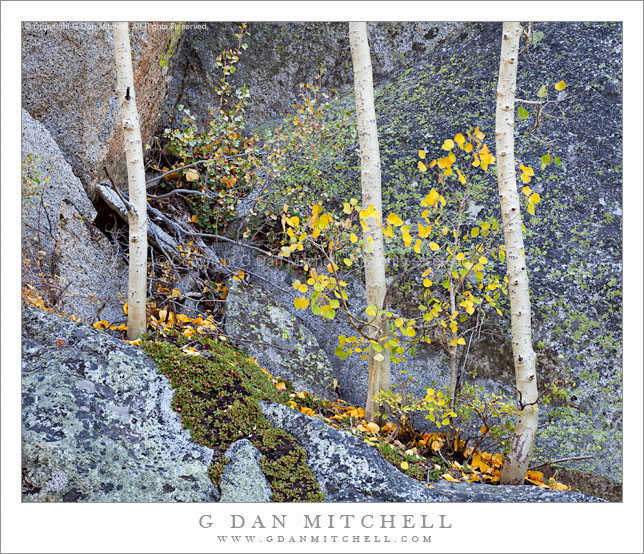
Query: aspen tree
xmin=113 ymin=22 xmax=148 ymax=339
xmin=348 ymin=22 xmax=390 ymax=421
xmin=495 ymin=22 xmax=539 ymax=484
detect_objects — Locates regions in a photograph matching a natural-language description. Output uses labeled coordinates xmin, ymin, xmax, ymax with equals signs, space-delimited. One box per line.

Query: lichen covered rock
xmin=261 ymin=402 xmax=601 ymax=502
xmin=224 ymin=277 xmax=338 ymax=400
xmin=21 ymin=109 xmax=127 ymax=323
xmin=22 ymin=305 xmax=216 ymax=502
xmin=219 ymin=439 xmax=272 ymax=502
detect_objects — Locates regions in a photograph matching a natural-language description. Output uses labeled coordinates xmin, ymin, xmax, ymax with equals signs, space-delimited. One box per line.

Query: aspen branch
xmin=528 ymin=456 xmax=594 ymax=471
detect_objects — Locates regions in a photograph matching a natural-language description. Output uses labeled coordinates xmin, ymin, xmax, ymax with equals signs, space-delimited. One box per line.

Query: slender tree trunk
xmin=113 ymin=22 xmax=148 ymax=339
xmin=495 ymin=22 xmax=539 ymax=484
xmin=349 ymin=22 xmax=390 ymax=422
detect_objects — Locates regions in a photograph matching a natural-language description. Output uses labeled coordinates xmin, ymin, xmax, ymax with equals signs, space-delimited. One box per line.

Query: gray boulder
xmin=219 ymin=439 xmax=272 ymax=502
xmin=22 ymin=305 xmax=216 ymax=502
xmin=261 ymin=402 xmax=601 ymax=502
xmin=22 ymin=21 xmax=180 ymax=189
xmin=21 ymin=109 xmax=127 ymax=323
xmin=224 ymin=277 xmax=338 ymax=400
xmin=160 ymin=22 xmax=464 ymax=131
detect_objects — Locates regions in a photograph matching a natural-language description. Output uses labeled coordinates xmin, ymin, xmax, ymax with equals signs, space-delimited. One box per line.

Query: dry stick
xmin=148 ymin=188 xmax=213 ymax=200
xmin=104 ymin=167 xmax=134 ymax=213
xmin=528 ymin=455 xmax=594 ymax=472
xmin=146 ymin=204 xmax=305 ymax=269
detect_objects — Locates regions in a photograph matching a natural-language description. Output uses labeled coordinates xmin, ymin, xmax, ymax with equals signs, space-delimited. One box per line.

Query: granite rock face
xmin=159 ymin=22 xmax=464 ymax=131
xmin=224 ymin=277 xmax=338 ymax=400
xmin=22 ymin=21 xmax=179 ymax=189
xmin=219 ymin=439 xmax=272 ymax=503
xmin=261 ymin=402 xmax=602 ymax=503
xmin=21 ymin=109 xmax=127 ymax=323
xmin=22 ymin=305 xmax=216 ymax=502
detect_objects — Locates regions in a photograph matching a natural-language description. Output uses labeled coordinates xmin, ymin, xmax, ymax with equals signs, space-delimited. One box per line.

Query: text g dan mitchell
xmin=199 ymin=513 xmax=453 ymax=530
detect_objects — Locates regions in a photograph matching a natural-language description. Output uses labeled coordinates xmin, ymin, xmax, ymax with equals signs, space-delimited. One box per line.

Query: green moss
xmin=141 ymin=333 xmax=325 ymax=502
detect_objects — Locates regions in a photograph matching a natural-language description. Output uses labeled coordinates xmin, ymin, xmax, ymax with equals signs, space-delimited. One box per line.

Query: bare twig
xmin=528 ymin=455 xmax=594 ymax=472
xmin=103 ymin=167 xmax=134 ymax=213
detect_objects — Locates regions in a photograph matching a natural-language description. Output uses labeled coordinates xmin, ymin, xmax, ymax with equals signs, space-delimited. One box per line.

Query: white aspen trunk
xmin=349 ymin=22 xmax=390 ymax=422
xmin=495 ymin=22 xmax=539 ymax=484
xmin=113 ymin=22 xmax=148 ymax=339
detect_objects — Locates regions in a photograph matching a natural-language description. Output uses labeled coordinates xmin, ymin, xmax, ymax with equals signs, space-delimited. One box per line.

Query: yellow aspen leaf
xmin=123 ymin=302 xmax=128 ymax=315
xmin=364 ymin=236 xmax=375 ymax=253
xmin=529 ymin=192 xmax=541 ymax=204
xmin=443 ymin=167 xmax=453 ymax=176
xmin=423 ymin=278 xmax=433 ymax=287
xmin=158 ymin=309 xmax=167 ymax=323
xmin=457 ymin=169 xmax=466 ymax=184
xmin=457 ymin=337 xmax=466 ymax=345
xmin=425 ymin=189 xmax=440 ymax=206
xmin=454 ymin=133 xmax=466 ymax=145
xmin=374 ymin=353 xmax=385 ymax=362
xmin=429 ymin=159 xmax=437 ymax=168
xmin=350 ymin=232 xmax=358 ymax=243
xmin=554 ymin=79 xmax=566 ymax=91
xmin=359 ymin=204 xmax=375 ymax=220
xmin=441 ymin=473 xmax=459 ymax=483
xmin=387 ymin=212 xmax=404 ymax=227
xmin=455 ymin=252 xmax=465 ymax=261
xmin=402 ymin=233 xmax=412 ymax=248
xmin=522 ymin=186 xmax=532 ymax=196
xmin=401 ymin=461 xmax=409 ymax=470
xmin=365 ymin=304 xmax=377 ymax=317
xmin=185 ymin=168 xmax=199 ymax=182
xmin=442 ymin=139 xmax=455 ymax=150
xmin=301 ymin=406 xmax=316 ymax=416
xmin=382 ymin=225 xmax=393 ymax=238
xmin=464 ymin=142 xmax=473 ymax=153
xmin=93 ymin=320 xmax=109 ymax=330
xmin=471 ymin=227 xmax=480 ymax=238
xmin=429 ymin=241 xmax=440 ymax=251
xmin=275 ymin=382 xmax=287 ymax=392
xmin=472 ymin=153 xmax=480 ymax=167
xmin=343 ymin=258 xmax=353 ymax=267
xmin=439 ymin=195 xmax=446 ymax=206
xmin=414 ymin=239 xmax=422 ymax=254
xmin=527 ymin=202 xmax=535 ymax=216
xmin=343 ymin=202 xmax=352 ymax=214
xmin=418 ymin=149 xmax=426 ymax=159
xmin=318 ymin=213 xmax=331 ymax=229
xmin=190 ymin=215 xmax=198 ymax=223
xmin=519 ymin=163 xmax=534 ymax=176
xmin=480 ymin=425 xmax=488 ymax=434
xmin=365 ymin=422 xmax=380 ymax=433
xmin=448 ymin=151 xmax=456 ymax=163
xmin=288 ymin=216 xmax=300 ymax=226
xmin=520 ymin=172 xmax=532 ymax=184
xmin=474 ymin=126 xmax=485 ymax=140
xmin=294 ymin=297 xmax=309 ymax=309
xmin=525 ymin=470 xmax=544 ymax=482
xmin=298 ymin=284 xmax=308 ymax=293
xmin=418 ymin=222 xmax=431 ymax=238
